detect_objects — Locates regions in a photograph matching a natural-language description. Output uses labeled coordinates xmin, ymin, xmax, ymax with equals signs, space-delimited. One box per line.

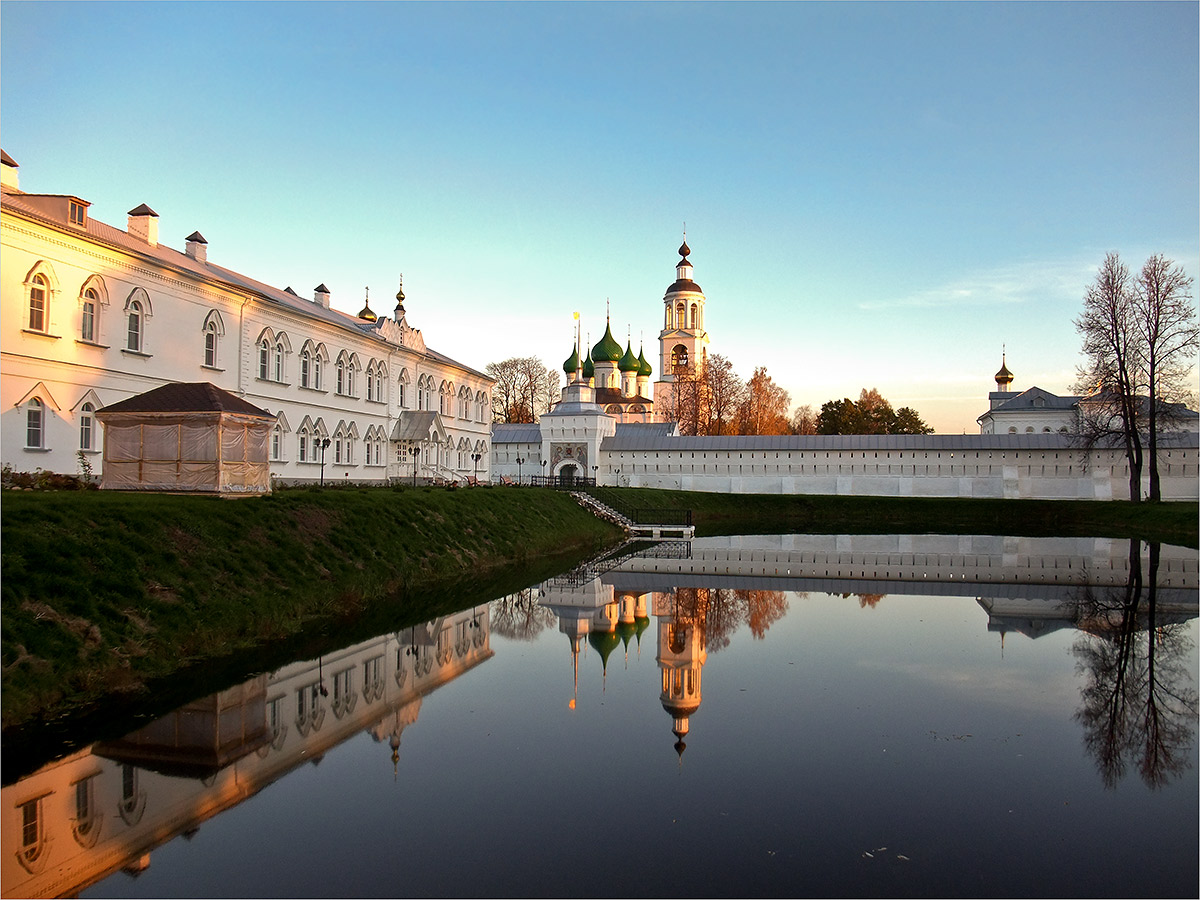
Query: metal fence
xmin=529 ymin=475 xmax=597 ymax=489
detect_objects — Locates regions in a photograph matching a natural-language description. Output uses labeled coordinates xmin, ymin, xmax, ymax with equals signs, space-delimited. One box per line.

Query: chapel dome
xmin=563 ymin=345 xmax=581 ymax=374
xmin=618 ymin=342 xmax=640 ymax=373
xmin=592 ymin=321 xmax=624 ymax=363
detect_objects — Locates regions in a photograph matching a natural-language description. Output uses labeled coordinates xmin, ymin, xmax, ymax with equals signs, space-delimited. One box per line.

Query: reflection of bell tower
xmin=655 ymin=241 xmax=709 ymax=409
xmin=655 ymin=589 xmax=708 ymax=759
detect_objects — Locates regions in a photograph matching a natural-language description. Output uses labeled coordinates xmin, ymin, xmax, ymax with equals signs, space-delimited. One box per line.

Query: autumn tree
xmin=737 ymin=367 xmax=791 ymax=435
xmin=486 ymin=356 xmax=560 ymax=423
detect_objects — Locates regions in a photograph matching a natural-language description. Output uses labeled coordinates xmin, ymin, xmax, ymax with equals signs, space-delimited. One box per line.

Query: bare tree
xmin=1134 ymin=255 xmax=1198 ymax=501
xmin=486 ymin=356 xmax=560 ymax=423
xmin=1075 ymin=252 xmax=1145 ymax=501
xmin=790 ymin=404 xmax=818 ymax=435
xmin=703 ymin=353 xmax=744 ymax=436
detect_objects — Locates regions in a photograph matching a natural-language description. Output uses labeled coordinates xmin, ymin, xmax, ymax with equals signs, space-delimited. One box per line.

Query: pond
xmin=3 ymin=535 xmax=1196 ymax=898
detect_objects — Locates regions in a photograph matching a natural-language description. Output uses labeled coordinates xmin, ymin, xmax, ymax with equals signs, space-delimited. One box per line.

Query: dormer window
xmin=69 ymin=199 xmax=87 ymax=227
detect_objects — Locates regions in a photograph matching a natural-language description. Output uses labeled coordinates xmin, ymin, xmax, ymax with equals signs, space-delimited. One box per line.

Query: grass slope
xmin=587 ymin=487 xmax=1199 ymax=547
xmin=1 ymin=486 xmax=620 ymax=731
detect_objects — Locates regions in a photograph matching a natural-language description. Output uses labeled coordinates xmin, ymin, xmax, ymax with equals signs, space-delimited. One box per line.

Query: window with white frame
xmin=274 ymin=340 xmax=284 ymax=381
xmin=28 ymin=274 xmax=48 ymax=332
xmin=81 ymin=288 xmax=99 ymax=342
xmin=25 ymin=399 xmax=44 ymax=449
xmin=259 ymin=339 xmax=271 ymax=379
xmin=271 ymin=424 xmax=284 ymax=461
xmin=126 ymin=299 xmax=144 ymax=351
xmin=204 ymin=320 xmax=219 ymax=367
xmin=79 ymin=402 xmax=95 ymax=451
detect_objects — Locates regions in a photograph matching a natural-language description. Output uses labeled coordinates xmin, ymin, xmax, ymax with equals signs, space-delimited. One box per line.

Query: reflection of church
xmin=538 ymin=574 xmax=708 ymax=758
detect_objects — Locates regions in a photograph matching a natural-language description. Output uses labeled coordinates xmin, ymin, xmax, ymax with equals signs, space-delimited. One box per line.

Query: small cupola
xmin=185 ymin=231 xmax=208 ymax=263
xmin=394 ymin=276 xmax=406 ymax=319
xmin=563 ymin=343 xmax=581 ymax=375
xmin=358 ymin=288 xmax=377 ymax=322
xmin=314 ymin=284 xmax=331 ymax=308
xmin=127 ymin=204 xmax=159 ymax=247
xmin=995 ymin=350 xmax=1014 ymax=392
xmin=618 ymin=340 xmax=640 ymax=373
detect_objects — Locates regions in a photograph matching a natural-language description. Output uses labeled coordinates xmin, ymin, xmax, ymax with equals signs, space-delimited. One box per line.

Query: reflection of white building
xmin=1 ymin=152 xmax=492 ymax=484
xmin=1 ymin=606 xmax=491 ymax=899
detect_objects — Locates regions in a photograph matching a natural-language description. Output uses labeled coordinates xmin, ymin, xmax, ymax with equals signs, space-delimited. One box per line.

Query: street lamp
xmin=319 ymin=437 xmax=332 ymax=485
xmin=409 ymin=445 xmax=420 ymax=486
xmin=471 ymin=452 xmax=482 ymax=484
xmin=592 ymin=465 xmax=598 ymax=485
xmin=515 ymin=456 xmax=524 ymax=485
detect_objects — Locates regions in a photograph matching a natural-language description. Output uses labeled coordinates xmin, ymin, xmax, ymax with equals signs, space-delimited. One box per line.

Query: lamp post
xmin=409 ymin=445 xmax=420 ymax=486
xmin=592 ymin=465 xmax=598 ymax=486
xmin=471 ymin=452 xmax=482 ymax=484
xmin=319 ymin=438 xmax=331 ymax=485
xmin=515 ymin=456 xmax=524 ymax=485
xmin=541 ymin=459 xmax=547 ymax=486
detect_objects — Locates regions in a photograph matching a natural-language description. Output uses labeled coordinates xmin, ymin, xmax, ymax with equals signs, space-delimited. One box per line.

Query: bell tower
xmin=655 ymin=240 xmax=709 ymax=400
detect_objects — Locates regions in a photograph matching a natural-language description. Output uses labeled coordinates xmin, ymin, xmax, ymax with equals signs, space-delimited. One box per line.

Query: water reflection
xmin=2 ymin=536 xmax=1195 ymax=899
xmin=3 ymin=606 xmax=492 ymax=898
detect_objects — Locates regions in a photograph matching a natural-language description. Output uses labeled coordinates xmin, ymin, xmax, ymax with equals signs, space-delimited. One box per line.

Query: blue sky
xmin=3 ymin=2 xmax=1197 ymax=431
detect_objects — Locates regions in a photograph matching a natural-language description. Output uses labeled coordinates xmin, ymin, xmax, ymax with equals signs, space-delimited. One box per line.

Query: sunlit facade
xmin=0 ymin=152 xmax=493 ymax=484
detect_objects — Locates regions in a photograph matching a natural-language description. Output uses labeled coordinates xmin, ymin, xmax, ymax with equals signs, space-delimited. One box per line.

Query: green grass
xmin=1 ymin=485 xmax=621 ymax=731
xmin=586 ymin=487 xmax=1199 ymax=548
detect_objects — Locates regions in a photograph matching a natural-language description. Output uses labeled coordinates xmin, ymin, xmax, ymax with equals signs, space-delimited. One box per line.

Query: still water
xmin=4 ymin=535 xmax=1196 ymax=898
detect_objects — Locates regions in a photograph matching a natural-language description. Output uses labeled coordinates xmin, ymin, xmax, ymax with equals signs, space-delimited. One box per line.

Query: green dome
xmin=637 ymin=347 xmax=652 ymax=378
xmin=592 ymin=321 xmax=624 ymax=363
xmin=563 ymin=344 xmax=580 ymax=374
xmin=582 ymin=351 xmax=594 ymax=380
xmin=588 ymin=629 xmax=621 ymax=670
xmin=618 ymin=341 xmax=640 ymax=373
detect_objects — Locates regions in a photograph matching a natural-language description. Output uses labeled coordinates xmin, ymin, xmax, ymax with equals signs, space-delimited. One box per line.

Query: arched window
xmin=274 ymin=341 xmax=284 ymax=381
xmin=690 ymin=303 xmax=698 ymax=328
xmin=675 ymin=302 xmax=685 ymax=329
xmin=28 ymin=274 xmax=48 ymax=332
xmin=204 ymin=320 xmax=219 ymax=367
xmin=259 ymin=339 xmax=271 ymax=379
xmin=127 ymin=301 xmax=144 ymax=351
xmin=81 ymin=288 xmax=98 ymax=342
xmin=79 ymin=402 xmax=96 ymax=451
xmin=26 ymin=398 xmax=44 ymax=448
xmin=300 ymin=347 xmax=312 ymax=388
xmin=271 ymin=424 xmax=284 ymax=461
xmin=336 ymin=356 xmax=347 ymax=395
xmin=671 ymin=344 xmax=689 ymax=369
xmin=1008 ymin=426 xmax=1017 ymax=434
xmin=398 ymin=369 xmax=409 ymax=408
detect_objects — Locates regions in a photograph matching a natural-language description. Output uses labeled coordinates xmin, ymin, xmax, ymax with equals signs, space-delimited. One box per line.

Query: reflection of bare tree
xmin=1073 ymin=542 xmax=1198 ymax=789
xmin=671 ymin=587 xmax=790 ymax=651
xmin=489 ymin=589 xmax=557 ymax=642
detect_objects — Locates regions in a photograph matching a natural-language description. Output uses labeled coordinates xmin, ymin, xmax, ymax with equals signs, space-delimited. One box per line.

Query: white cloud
xmin=859 ymin=256 xmax=1097 ymax=312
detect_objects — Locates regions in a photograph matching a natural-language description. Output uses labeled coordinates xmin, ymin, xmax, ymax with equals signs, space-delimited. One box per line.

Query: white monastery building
xmin=0 ymin=152 xmax=493 ymax=485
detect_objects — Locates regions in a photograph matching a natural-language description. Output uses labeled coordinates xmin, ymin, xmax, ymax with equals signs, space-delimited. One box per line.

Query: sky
xmin=2 ymin=2 xmax=1197 ymax=432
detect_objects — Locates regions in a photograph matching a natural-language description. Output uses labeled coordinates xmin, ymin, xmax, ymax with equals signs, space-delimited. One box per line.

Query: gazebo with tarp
xmin=96 ymin=382 xmax=275 ymax=494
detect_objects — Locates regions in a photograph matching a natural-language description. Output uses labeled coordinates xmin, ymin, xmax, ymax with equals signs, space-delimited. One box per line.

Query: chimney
xmin=127 ymin=204 xmax=159 ymax=247
xmin=1 ymin=150 xmax=18 ymax=190
xmin=314 ymin=284 xmax=330 ymax=309
xmin=184 ymin=231 xmax=207 ymax=263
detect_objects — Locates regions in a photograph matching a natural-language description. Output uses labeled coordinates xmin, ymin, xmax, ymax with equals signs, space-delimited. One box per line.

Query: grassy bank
xmin=1 ymin=486 xmax=621 ymax=732
xmin=587 ymin=487 xmax=1199 ymax=548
